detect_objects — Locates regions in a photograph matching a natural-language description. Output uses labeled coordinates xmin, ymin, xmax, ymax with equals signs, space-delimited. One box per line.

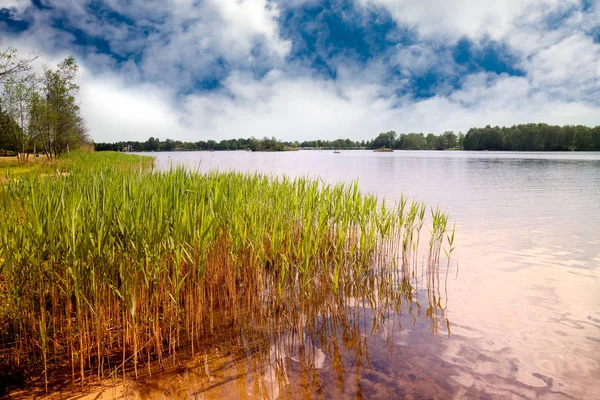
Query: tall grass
xmin=1 ymin=151 xmax=153 ymax=182
xmin=0 ymin=166 xmax=451 ymax=392
xmin=56 ymin=151 xmax=154 ymax=173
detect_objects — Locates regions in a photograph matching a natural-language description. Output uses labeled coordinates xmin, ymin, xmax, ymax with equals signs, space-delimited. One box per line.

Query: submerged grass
xmin=0 ymin=163 xmax=451 ymax=394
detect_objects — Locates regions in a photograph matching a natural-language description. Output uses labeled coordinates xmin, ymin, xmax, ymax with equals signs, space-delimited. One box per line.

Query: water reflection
xmin=140 ymin=150 xmax=600 ymax=399
xmin=129 ymin=241 xmax=453 ymax=399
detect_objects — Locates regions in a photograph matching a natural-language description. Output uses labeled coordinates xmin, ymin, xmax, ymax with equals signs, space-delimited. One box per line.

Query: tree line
xmin=0 ymin=42 xmax=88 ymax=160
xmin=95 ymin=131 xmax=464 ymax=152
xmin=95 ymin=136 xmax=364 ymax=152
xmin=95 ymin=124 xmax=600 ymax=153
xmin=463 ymin=124 xmax=600 ymax=151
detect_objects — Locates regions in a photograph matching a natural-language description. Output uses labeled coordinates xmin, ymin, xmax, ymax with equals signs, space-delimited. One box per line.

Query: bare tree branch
xmin=0 ymin=40 xmax=38 ymax=84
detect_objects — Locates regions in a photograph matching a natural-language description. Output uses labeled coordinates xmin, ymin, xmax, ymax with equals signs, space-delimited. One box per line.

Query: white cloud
xmin=135 ymin=0 xmax=289 ymax=91
xmin=392 ymin=43 xmax=456 ymax=77
xmin=0 ymin=0 xmax=29 ymax=13
xmin=117 ymin=68 xmax=596 ymax=143
xmin=523 ymin=34 xmax=600 ymax=101
xmin=1 ymin=0 xmax=599 ymax=143
xmin=183 ymin=72 xmax=392 ymax=141
xmin=5 ymin=0 xmax=291 ymax=90
xmin=49 ymin=63 xmax=600 ymax=143
xmin=79 ymin=73 xmax=188 ymax=143
xmin=357 ymin=0 xmax=580 ymax=40
xmin=207 ymin=0 xmax=291 ymax=60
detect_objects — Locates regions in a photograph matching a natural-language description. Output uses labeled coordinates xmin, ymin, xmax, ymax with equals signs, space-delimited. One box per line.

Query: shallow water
xmin=145 ymin=150 xmax=600 ymax=399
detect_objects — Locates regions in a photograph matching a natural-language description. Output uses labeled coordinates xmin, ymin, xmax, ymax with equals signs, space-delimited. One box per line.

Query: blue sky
xmin=1 ymin=0 xmax=599 ymax=142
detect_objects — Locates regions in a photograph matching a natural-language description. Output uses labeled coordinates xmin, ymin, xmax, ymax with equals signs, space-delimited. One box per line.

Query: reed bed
xmin=1 ymin=151 xmax=154 ymax=182
xmin=0 ymin=166 xmax=451 ymax=392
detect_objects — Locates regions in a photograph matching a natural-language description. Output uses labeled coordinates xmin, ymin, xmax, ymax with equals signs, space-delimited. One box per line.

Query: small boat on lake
xmin=334 ymin=150 xmax=341 ymax=154
xmin=373 ymin=147 xmax=393 ymax=152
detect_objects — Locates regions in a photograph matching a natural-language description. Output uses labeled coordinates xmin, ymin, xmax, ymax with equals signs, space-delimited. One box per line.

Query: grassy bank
xmin=0 ymin=151 xmax=153 ymax=181
xmin=0 ymin=155 xmax=57 ymax=179
xmin=56 ymin=151 xmax=154 ymax=173
xmin=0 ymin=153 xmax=451 ymax=394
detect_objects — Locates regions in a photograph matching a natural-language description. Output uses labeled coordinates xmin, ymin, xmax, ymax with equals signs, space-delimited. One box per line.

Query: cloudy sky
xmin=1 ymin=0 xmax=599 ymax=143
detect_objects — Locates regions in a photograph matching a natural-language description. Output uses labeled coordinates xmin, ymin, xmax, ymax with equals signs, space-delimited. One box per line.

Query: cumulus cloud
xmin=0 ymin=0 xmax=599 ymax=142
xmin=357 ymin=0 xmax=580 ymax=40
xmin=183 ymin=71 xmax=398 ymax=141
xmin=114 ymin=68 xmax=596 ymax=143
xmin=0 ymin=0 xmax=29 ymax=12
xmin=393 ymin=43 xmax=447 ymax=76
xmin=79 ymin=73 xmax=187 ymax=143
xmin=523 ymin=34 xmax=600 ymax=102
xmin=208 ymin=0 xmax=291 ymax=60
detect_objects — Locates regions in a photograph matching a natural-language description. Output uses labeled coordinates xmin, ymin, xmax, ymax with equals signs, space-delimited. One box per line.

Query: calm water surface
xmin=146 ymin=150 xmax=600 ymax=399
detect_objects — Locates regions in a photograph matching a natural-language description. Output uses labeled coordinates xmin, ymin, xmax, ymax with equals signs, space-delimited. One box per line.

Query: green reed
xmin=0 ymin=165 xmax=451 ymax=391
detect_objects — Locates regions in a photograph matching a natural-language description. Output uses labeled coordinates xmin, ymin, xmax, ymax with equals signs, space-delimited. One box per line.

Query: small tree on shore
xmin=0 ymin=43 xmax=87 ymax=159
xmin=0 ymin=42 xmax=37 ymax=158
xmin=2 ymin=76 xmax=35 ymax=161
xmin=39 ymin=56 xmax=88 ymax=159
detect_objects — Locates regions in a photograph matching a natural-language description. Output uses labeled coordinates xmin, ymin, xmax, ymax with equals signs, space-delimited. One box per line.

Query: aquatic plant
xmin=0 ymin=166 xmax=451 ymax=392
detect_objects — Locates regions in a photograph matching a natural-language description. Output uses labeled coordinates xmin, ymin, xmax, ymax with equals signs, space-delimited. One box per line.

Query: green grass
xmin=57 ymin=151 xmax=154 ymax=172
xmin=1 ymin=151 xmax=153 ymax=182
xmin=0 ymin=155 xmax=56 ymax=179
xmin=0 ymin=153 xmax=451 ymax=392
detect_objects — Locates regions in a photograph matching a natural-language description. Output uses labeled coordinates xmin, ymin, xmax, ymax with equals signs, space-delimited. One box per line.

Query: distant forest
xmin=94 ymin=123 xmax=600 ymax=152
xmin=463 ymin=124 xmax=600 ymax=151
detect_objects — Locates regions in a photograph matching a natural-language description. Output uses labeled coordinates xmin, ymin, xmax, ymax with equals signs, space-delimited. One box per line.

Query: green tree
xmin=248 ymin=137 xmax=261 ymax=152
xmin=27 ymin=88 xmax=46 ymax=155
xmin=458 ymin=132 xmax=465 ymax=148
xmin=0 ymin=106 xmax=21 ymax=153
xmin=145 ymin=137 xmax=161 ymax=151
xmin=443 ymin=131 xmax=457 ymax=148
xmin=592 ymin=126 xmax=600 ymax=150
xmin=435 ymin=135 xmax=448 ymax=150
xmin=1 ymin=76 xmax=33 ymax=160
xmin=399 ymin=133 xmax=426 ymax=150
xmin=0 ymin=42 xmax=38 ymax=158
xmin=39 ymin=57 xmax=88 ymax=159
xmin=371 ymin=131 xmax=396 ymax=149
xmin=425 ymin=133 xmax=436 ymax=149
xmin=163 ymin=138 xmax=175 ymax=151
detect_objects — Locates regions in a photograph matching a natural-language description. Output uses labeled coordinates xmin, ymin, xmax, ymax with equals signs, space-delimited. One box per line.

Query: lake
xmin=145 ymin=150 xmax=600 ymax=399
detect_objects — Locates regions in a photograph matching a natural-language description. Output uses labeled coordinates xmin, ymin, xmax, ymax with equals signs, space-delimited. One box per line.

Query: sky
xmin=1 ymin=0 xmax=599 ymax=143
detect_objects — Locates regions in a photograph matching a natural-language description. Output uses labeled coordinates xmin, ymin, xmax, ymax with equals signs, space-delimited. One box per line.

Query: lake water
xmin=145 ymin=150 xmax=600 ymax=399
